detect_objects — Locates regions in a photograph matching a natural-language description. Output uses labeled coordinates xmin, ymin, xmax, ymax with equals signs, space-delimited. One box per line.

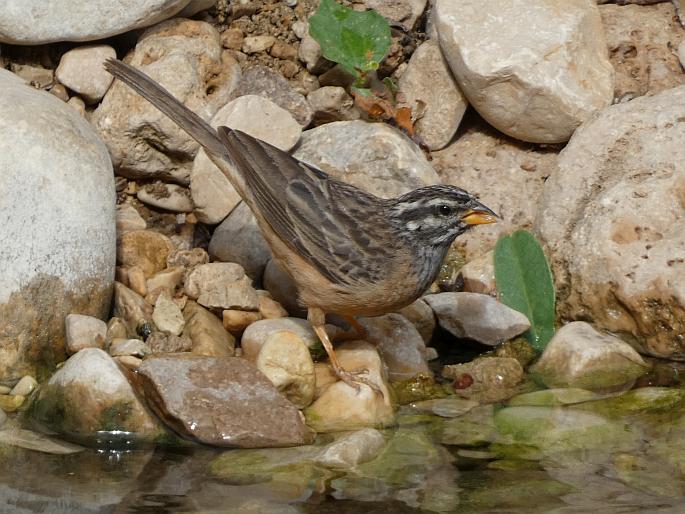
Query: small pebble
xmin=222 ymin=310 xmax=262 ymax=333
xmin=115 ymin=355 xmax=143 ymax=371
xmin=0 ymin=394 xmax=25 ymax=412
xmin=10 ymin=376 xmax=38 ymax=396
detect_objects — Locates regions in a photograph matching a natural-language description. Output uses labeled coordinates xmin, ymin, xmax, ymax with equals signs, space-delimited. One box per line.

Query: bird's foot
xmin=334 ymin=366 xmax=384 ymax=397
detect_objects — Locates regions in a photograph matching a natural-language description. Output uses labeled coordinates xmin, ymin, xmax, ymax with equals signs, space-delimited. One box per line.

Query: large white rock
xmin=92 ymin=19 xmax=241 ymax=185
xmin=435 ymin=0 xmax=614 ymax=143
xmin=293 ymin=120 xmax=440 ymax=198
xmin=535 ymin=85 xmax=685 ymax=359
xmin=0 ymin=70 xmax=115 ymax=382
xmin=0 ymin=0 xmax=195 ymax=44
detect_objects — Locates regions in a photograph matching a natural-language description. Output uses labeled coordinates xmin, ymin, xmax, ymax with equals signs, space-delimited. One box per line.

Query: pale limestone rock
xmin=183 ymin=301 xmax=235 ymax=357
xmin=305 ymin=341 xmax=394 ymax=432
xmin=424 ymin=292 xmax=530 ymax=345
xmin=242 ymin=35 xmax=275 ymax=54
xmin=435 ymin=0 xmax=614 ymax=143
xmin=535 ymin=86 xmax=685 ymax=359
xmin=65 ymin=314 xmax=107 ymax=354
xmin=307 ymin=86 xmax=360 ymax=125
xmin=146 ymin=267 xmax=184 ymax=296
xmin=153 ymin=291 xmax=185 ymax=336
xmin=458 ymin=250 xmax=496 ymax=295
xmin=55 ymin=45 xmax=116 ymax=103
xmin=253 ymin=331 xmax=316 ymax=409
xmin=137 ymin=182 xmax=194 ymax=213
xmin=399 ymin=39 xmax=467 ymax=150
xmin=222 ymin=310 xmax=262 ymax=333
xmin=116 ymin=204 xmax=147 ymax=237
xmin=9 ymin=376 xmax=38 ymax=397
xmin=530 ymin=322 xmax=650 ymax=391
xmin=92 ymin=19 xmax=241 ymax=184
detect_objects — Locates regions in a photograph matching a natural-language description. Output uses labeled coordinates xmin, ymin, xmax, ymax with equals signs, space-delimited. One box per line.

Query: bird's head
xmin=389 ymin=185 xmax=498 ymax=249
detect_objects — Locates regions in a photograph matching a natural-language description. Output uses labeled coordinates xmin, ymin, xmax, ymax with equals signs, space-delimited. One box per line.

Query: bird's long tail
xmin=103 ymin=59 xmax=248 ymax=195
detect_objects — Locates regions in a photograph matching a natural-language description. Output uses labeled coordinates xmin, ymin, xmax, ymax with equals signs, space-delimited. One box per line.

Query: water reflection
xmin=4 ymin=392 xmax=685 ymax=513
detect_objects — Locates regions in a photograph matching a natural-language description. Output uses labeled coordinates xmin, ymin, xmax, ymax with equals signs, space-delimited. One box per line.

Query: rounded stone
xmin=0 ymin=70 xmax=115 ymax=382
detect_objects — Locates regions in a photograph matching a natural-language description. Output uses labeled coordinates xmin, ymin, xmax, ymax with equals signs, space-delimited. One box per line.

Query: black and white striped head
xmin=389 ymin=185 xmax=498 ymax=248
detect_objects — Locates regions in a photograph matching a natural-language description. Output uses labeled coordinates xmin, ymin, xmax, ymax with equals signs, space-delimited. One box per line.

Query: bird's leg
xmin=334 ymin=315 xmax=368 ymax=342
xmin=308 ymin=307 xmax=383 ymax=396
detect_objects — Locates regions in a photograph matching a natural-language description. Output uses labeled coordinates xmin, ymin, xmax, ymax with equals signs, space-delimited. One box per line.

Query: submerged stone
xmin=508 ymin=388 xmax=601 ymax=407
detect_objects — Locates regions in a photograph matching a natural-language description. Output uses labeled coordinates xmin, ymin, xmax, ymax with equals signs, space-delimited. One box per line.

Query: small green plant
xmin=309 ymin=0 xmax=391 ymax=93
xmin=494 ymin=230 xmax=555 ymax=352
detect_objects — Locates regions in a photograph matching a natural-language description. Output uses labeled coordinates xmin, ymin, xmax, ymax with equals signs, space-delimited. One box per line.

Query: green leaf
xmin=309 ymin=0 xmax=391 ymax=76
xmin=494 ymin=230 xmax=555 ymax=352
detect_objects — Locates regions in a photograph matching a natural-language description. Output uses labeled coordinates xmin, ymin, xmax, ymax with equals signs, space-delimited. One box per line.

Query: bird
xmin=104 ymin=59 xmax=498 ymax=395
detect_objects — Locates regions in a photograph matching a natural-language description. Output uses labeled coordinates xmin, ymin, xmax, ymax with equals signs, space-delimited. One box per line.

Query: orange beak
xmin=461 ymin=201 xmax=499 ymax=225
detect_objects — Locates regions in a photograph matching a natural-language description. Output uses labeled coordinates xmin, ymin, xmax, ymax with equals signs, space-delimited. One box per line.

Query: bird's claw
xmin=335 ymin=367 xmax=384 ymax=397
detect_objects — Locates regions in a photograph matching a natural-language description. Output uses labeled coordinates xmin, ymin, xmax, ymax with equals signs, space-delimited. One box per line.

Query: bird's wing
xmin=218 ymin=128 xmax=393 ymax=286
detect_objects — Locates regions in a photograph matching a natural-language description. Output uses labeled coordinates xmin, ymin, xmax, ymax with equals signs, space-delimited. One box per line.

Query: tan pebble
xmin=0 ymin=394 xmax=25 ymax=412
xmin=49 ymin=83 xmax=69 ymax=102
xmin=173 ymin=295 xmax=188 ymax=310
xmin=66 ymin=96 xmax=86 ymax=116
xmin=221 ymin=28 xmax=244 ymax=50
xmin=222 ymin=310 xmax=262 ymax=333
xmin=258 ymin=295 xmax=288 ymax=319
xmin=106 ymin=317 xmax=128 ymax=343
xmin=115 ymin=266 xmax=129 ymax=286
xmin=115 ymin=355 xmax=142 ymax=370
xmin=520 ymin=160 xmax=537 ymax=172
xmin=146 ymin=267 xmax=184 ymax=295
xmin=125 ymin=181 xmax=138 ymax=195
xmin=185 ymin=212 xmax=198 ymax=224
xmin=127 ymin=266 xmax=148 ymax=297
xmin=0 ymin=386 xmax=11 ymax=395
xmin=270 ymin=40 xmax=298 ymax=60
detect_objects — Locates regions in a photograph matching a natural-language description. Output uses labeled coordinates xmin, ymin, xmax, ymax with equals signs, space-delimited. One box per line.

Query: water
xmin=3 ymin=389 xmax=685 ymax=514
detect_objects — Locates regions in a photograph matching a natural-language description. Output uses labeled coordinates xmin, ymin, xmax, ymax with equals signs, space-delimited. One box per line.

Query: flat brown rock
xmin=137 ymin=355 xmax=314 ymax=448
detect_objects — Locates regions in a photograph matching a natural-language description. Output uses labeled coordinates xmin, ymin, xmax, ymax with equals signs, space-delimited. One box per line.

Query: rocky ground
xmin=0 ymin=1 xmax=684 ymax=505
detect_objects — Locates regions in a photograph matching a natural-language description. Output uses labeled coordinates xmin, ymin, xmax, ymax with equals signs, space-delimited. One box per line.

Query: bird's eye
xmin=438 ymin=204 xmax=452 ymax=216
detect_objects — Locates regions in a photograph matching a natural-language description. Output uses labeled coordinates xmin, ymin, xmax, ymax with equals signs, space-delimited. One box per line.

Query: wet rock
xmin=601 ymin=2 xmax=685 ymax=101
xmin=508 ymin=388 xmax=600 ymax=407
xmin=137 ymin=182 xmax=194 ymax=213
xmin=263 ymin=259 xmax=304 ymax=317
xmin=390 ymin=374 xmax=448 ymax=405
xmin=241 ymin=318 xmax=323 ymax=357
xmin=152 ymin=291 xmax=185 ymax=336
xmin=443 ymin=356 xmax=524 ymax=403
xmin=146 ymin=331 xmax=193 ymax=353
xmin=315 ymin=428 xmax=386 ymax=468
xmin=398 ymin=298 xmax=436 ymax=344
xmin=65 ymin=314 xmax=108 ymax=354
xmin=231 ymin=66 xmax=313 ymax=126
xmin=435 ymin=0 xmax=614 ymax=143
xmin=0 ymin=429 xmax=84 ymax=455
xmin=55 ymin=45 xmax=116 ymax=103
xmin=112 ymin=282 xmax=153 ymax=337
xmin=183 ymin=301 xmax=235 ymax=357
xmin=307 ymin=86 xmax=361 ymax=125
xmin=458 ymin=250 xmax=496 ymax=295
xmin=109 ymin=338 xmax=151 ymax=358
xmin=0 ymin=70 xmax=115 ymax=381
xmin=494 ymin=405 xmax=636 ymax=457
xmin=305 ymin=341 xmax=394 ymax=432
xmin=117 ymin=230 xmax=175 ymax=278
xmin=222 ymin=310 xmax=262 ymax=334
xmin=529 ymin=322 xmax=649 ymax=391
xmin=410 ymin=397 xmax=479 ymax=417
xmin=424 ymin=292 xmax=530 ymax=345
xmin=535 ymin=86 xmax=685 ymax=359
xmin=93 ymin=19 xmax=241 ymax=184
xmin=116 ymin=204 xmax=147 ymax=236
xmin=30 ymin=348 xmax=164 ymax=438
xmin=191 ymin=95 xmax=302 ymax=224
xmin=208 ymin=202 xmax=272 ymax=279
xmin=398 ymin=39 xmax=467 ymax=150
xmin=493 ymin=338 xmax=536 ymax=368
xmin=184 ymin=263 xmax=259 ymax=311
xmin=249 ymin=331 xmax=316 ymax=409
xmin=0 ymin=0 xmax=196 ymax=44
xmin=294 ymin=120 xmax=439 ymax=198
xmin=365 ymin=0 xmax=427 ymax=29
xmin=360 ymin=314 xmax=431 ymax=381
xmin=0 ymin=395 xmax=25 ymax=412
xmin=9 ymin=375 xmax=38 ymax=397
xmin=137 ymin=355 xmax=314 ymax=447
